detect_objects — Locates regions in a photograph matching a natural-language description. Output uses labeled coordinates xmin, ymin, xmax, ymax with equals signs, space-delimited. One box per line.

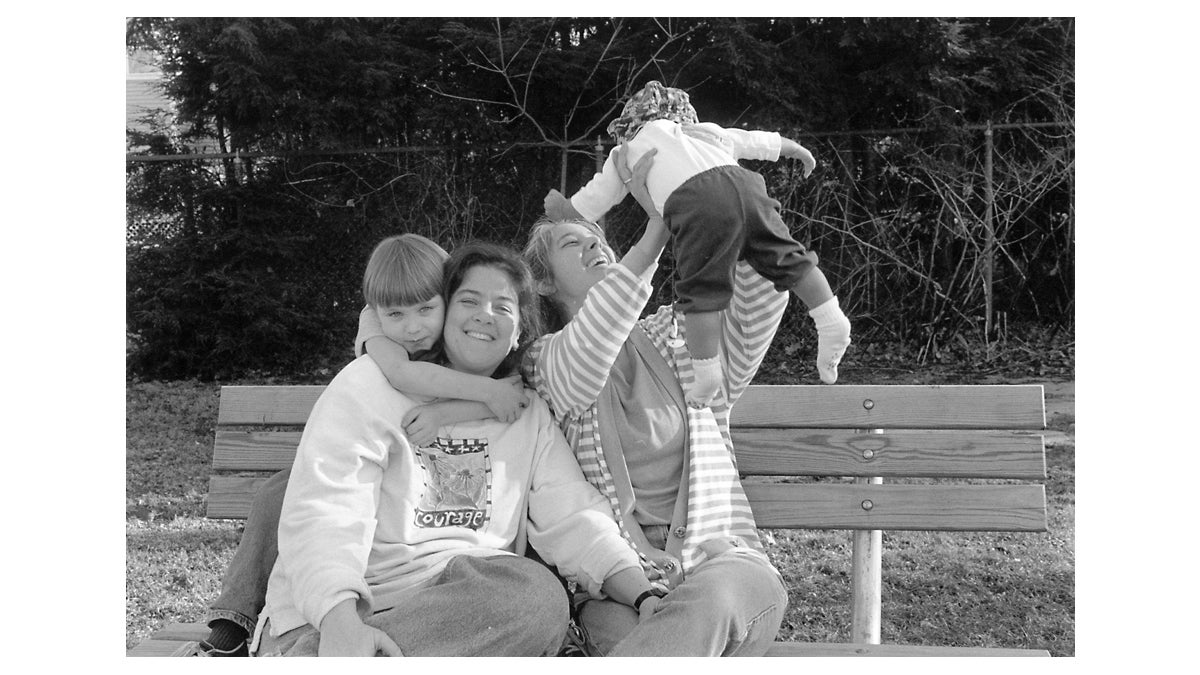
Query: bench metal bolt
xmin=862 ymin=399 xmax=874 ymax=410
xmin=862 ymin=449 xmax=875 ymax=460
xmin=861 ymin=499 xmax=874 ymax=511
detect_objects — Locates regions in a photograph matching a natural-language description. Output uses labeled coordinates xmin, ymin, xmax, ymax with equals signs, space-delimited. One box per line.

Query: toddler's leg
xmin=684 ymin=311 xmax=724 ymax=408
xmin=787 ymin=268 xmax=850 ymax=384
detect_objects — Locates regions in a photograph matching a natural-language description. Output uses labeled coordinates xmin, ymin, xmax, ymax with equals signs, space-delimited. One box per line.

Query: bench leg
xmin=851 ymin=476 xmax=882 ymax=644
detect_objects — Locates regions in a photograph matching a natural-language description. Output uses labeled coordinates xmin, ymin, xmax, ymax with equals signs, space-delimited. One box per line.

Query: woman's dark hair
xmin=441 ymin=241 xmax=543 ymax=378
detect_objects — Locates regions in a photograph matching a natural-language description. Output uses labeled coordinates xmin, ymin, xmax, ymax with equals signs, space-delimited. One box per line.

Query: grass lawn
xmin=126 ymin=375 xmax=1074 ymax=655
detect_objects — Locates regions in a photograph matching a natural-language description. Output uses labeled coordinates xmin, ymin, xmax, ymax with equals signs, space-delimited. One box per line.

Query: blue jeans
xmin=204 ymin=469 xmax=290 ymax=635
xmin=255 ymin=555 xmax=568 ymax=657
xmin=577 ymin=524 xmax=788 ymax=656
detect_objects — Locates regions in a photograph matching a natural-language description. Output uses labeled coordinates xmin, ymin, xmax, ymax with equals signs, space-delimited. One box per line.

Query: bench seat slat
xmin=732 ymin=384 xmax=1045 ymax=429
xmin=743 ymin=483 xmax=1047 ymax=531
xmin=764 ymin=642 xmax=1050 ymax=657
xmin=734 ymin=429 xmax=1045 ymax=478
xmin=140 ymin=622 xmax=209 ymax=641
xmin=126 ymin=639 xmax=201 ymax=657
xmin=126 ymin=622 xmax=1050 ymax=657
xmin=127 ymin=623 xmax=208 ymax=657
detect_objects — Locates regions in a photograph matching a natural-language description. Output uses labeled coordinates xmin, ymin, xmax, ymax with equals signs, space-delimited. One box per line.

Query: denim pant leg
xmin=262 ymin=555 xmax=569 ymax=657
xmin=587 ymin=549 xmax=788 ymax=657
xmin=205 ymin=468 xmax=290 ymax=634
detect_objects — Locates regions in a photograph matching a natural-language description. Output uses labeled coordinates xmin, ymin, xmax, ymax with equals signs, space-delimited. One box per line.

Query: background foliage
xmin=126 ymin=17 xmax=1073 ymax=380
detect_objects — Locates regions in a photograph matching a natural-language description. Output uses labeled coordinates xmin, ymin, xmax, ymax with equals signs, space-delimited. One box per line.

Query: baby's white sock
xmin=687 ymin=355 xmax=724 ymax=408
xmin=808 ymin=296 xmax=852 ymax=384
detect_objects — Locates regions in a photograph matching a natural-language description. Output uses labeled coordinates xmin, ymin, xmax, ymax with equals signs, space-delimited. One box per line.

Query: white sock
xmin=687 ymin=355 xmax=723 ymax=408
xmin=808 ymin=296 xmax=852 ymax=384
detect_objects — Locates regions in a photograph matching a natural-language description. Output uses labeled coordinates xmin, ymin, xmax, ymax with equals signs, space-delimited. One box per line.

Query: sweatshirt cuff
xmin=569 ymin=193 xmax=600 ymax=223
xmin=309 ymin=589 xmax=369 ymax=634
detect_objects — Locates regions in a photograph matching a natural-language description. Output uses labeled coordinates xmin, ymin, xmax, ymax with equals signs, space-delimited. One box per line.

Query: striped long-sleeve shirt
xmin=523 ymin=259 xmax=789 ymax=579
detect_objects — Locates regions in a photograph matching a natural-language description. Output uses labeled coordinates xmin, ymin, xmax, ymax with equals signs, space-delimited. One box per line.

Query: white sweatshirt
xmin=569 ymin=119 xmax=783 ymax=222
xmin=261 ymin=355 xmax=640 ymax=637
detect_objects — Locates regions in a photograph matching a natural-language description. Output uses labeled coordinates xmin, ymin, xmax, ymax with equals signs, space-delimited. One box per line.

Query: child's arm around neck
xmin=356 ymin=306 xmax=528 ymax=423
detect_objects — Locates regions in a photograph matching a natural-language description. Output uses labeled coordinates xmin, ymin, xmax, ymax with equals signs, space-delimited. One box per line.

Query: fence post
xmin=559 ymin=144 xmax=569 ymax=195
xmin=983 ymin=120 xmax=995 ymax=342
xmin=595 ymin=136 xmax=606 ymax=228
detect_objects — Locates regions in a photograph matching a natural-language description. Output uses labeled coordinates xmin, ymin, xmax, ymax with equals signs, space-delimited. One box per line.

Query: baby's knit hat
xmin=606 ymin=81 xmax=699 ymax=142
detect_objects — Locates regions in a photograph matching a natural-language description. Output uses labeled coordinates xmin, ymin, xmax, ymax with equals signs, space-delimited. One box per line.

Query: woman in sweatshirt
xmin=254 ymin=242 xmax=657 ymax=657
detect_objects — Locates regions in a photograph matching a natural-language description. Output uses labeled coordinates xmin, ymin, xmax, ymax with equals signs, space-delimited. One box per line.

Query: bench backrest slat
xmin=215 ymin=428 xmax=1046 ymax=479
xmin=217 ymin=385 xmax=326 ymax=426
xmin=733 ymin=384 xmax=1045 ymax=429
xmin=208 ymin=475 xmax=1047 ymax=531
xmin=744 ymin=483 xmax=1048 ymax=531
xmin=213 ymin=430 xmax=303 ymax=471
xmin=733 ymin=429 xmax=1046 ymax=478
xmin=208 ymin=476 xmax=275 ymax=520
xmin=217 ymin=384 xmax=1047 ymax=430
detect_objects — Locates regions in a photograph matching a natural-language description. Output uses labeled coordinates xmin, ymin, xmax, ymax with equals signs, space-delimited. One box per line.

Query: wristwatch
xmin=633 ymin=588 xmax=666 ymax=612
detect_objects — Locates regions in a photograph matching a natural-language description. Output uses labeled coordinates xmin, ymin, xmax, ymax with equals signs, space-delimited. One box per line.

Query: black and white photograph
xmin=115 ymin=12 xmax=1117 ymax=663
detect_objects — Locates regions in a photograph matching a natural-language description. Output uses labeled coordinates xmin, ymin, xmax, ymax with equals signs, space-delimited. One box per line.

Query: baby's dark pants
xmin=663 ymin=165 xmax=818 ymax=314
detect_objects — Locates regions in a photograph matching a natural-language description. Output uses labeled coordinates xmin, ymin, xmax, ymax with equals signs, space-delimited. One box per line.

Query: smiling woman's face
xmin=541 ymin=220 xmax=616 ymax=307
xmin=441 ymin=264 xmax=522 ymax=376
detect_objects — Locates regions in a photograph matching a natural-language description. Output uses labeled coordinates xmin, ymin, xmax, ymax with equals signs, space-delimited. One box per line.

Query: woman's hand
xmin=637 ymin=594 xmax=663 ymax=623
xmin=544 ymin=188 xmax=583 ymax=221
xmin=697 ymin=535 xmax=747 ymax=560
xmin=615 ymin=144 xmax=669 ymax=275
xmin=645 ymin=551 xmax=683 ymax=588
xmin=402 ymin=405 xmax=444 ymax=447
xmin=318 ymin=600 xmax=403 ymax=657
xmin=615 ymin=144 xmax=660 ymax=220
xmin=483 ymin=375 xmax=529 ymax=423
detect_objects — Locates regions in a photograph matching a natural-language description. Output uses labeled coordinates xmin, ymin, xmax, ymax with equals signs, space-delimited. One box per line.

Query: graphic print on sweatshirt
xmin=413 ymin=437 xmax=491 ymax=530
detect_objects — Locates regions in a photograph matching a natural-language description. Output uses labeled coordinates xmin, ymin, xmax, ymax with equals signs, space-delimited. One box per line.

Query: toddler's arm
xmin=548 ymin=147 xmax=629 ymax=223
xmin=779 ymin=137 xmax=816 ymax=178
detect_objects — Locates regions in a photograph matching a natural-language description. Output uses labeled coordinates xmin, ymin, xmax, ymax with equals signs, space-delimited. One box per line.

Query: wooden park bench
xmin=129 ymin=383 xmax=1052 ymax=657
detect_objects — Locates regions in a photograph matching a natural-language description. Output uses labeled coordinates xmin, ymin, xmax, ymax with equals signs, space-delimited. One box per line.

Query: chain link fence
xmin=127 ymin=123 xmax=1072 ymax=379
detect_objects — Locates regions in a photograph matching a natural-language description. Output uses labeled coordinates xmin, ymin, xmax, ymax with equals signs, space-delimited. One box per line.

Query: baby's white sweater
xmin=261 ymin=355 xmax=640 ymax=636
xmin=570 ymin=119 xmax=783 ymax=222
